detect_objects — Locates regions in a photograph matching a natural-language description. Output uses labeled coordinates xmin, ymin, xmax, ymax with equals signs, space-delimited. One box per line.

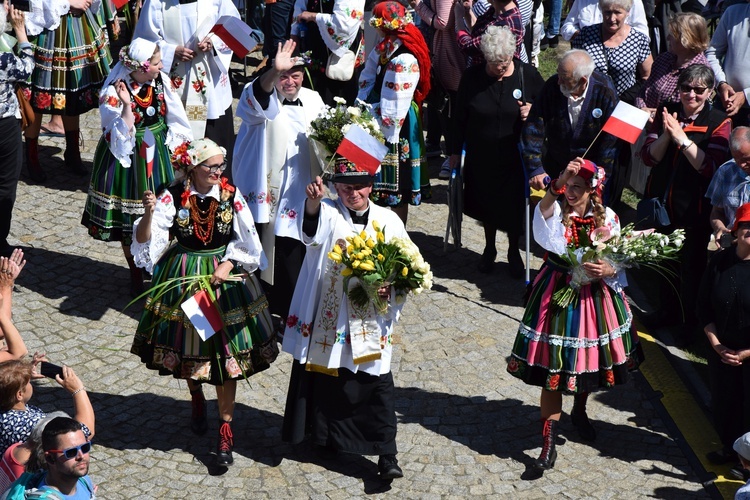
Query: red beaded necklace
xmin=189 ymin=196 xmax=218 ymax=244
xmin=569 ymin=215 xmax=595 ymax=247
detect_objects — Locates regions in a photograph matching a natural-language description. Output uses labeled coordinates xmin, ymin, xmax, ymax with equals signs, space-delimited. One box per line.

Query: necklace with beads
xmin=569 ymin=215 xmax=595 ymax=247
xmin=189 ymin=196 xmax=218 ymax=244
xmin=133 ymin=84 xmax=156 ymax=117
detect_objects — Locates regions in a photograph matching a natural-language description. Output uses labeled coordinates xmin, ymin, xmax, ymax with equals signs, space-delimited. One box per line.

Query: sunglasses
xmin=679 ymin=84 xmax=708 ymax=95
xmin=200 ymin=162 xmax=227 ymax=174
xmin=47 ymin=441 xmax=92 ymax=460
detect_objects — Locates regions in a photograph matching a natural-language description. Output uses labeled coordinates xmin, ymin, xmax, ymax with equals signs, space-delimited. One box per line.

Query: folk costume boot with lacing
xmin=216 ymin=420 xmax=234 ymax=466
xmin=533 ymin=418 xmax=558 ymax=471
xmin=189 ymin=388 xmax=208 ymax=435
xmin=571 ymin=392 xmax=597 ymax=441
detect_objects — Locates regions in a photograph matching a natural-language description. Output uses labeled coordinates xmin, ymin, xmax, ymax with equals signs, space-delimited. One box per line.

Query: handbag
xmin=636 ymin=196 xmax=670 ymax=229
xmin=325 ymin=50 xmax=355 ymax=81
xmin=635 ymin=156 xmax=679 ymax=229
xmin=15 ymin=86 xmax=33 ymax=132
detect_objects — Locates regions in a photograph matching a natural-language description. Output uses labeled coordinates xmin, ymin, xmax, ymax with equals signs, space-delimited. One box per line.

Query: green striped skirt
xmin=131 ymin=245 xmax=277 ymax=385
xmin=82 ymin=120 xmax=174 ymax=245
xmin=29 ymin=10 xmax=112 ymax=116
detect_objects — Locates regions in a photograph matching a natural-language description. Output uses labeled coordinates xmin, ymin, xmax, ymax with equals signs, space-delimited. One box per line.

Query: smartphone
xmin=720 ymin=233 xmax=734 ymax=249
xmin=10 ymin=0 xmax=31 ymax=12
xmin=39 ymin=362 xmax=64 ymax=379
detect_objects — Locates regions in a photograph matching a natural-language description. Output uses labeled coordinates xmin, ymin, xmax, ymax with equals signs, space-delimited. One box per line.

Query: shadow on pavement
xmin=16 ymin=248 xmax=137 ymax=322
xmin=19 ymin=144 xmax=90 ymax=193
xmin=395 ymin=386 xmax=700 ymax=481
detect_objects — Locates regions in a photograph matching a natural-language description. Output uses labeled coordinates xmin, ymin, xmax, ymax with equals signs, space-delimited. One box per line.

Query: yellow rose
xmin=52 ymin=93 xmax=66 ymax=110
xmin=359 ymin=262 xmax=375 ymax=271
xmin=356 ymin=252 xmax=365 ymax=260
xmin=377 ymin=254 xmax=385 ymax=262
xmin=353 ymin=236 xmax=365 ymax=248
xmin=328 ymin=252 xmax=342 ymax=262
xmin=332 ymin=244 xmax=342 ymax=254
xmin=352 ymin=260 xmax=361 ymax=268
xmin=341 ymin=268 xmax=353 ymax=276
xmin=401 ymin=266 xmax=409 ymax=277
xmin=220 ymin=209 xmax=232 ymax=224
xmin=346 ymin=244 xmax=354 ymax=255
xmin=359 ymin=230 xmax=367 ymax=240
xmin=366 ymin=238 xmax=376 ymax=248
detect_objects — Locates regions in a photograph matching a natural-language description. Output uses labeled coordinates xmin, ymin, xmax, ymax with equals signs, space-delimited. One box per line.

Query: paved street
xmin=6 ymin=80 xmax=713 ymax=498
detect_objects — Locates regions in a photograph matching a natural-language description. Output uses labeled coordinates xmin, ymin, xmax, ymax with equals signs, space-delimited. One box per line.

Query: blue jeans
xmin=546 ymin=0 xmax=562 ymax=37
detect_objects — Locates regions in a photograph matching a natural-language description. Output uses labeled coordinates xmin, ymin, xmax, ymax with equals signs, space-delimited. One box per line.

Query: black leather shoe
xmin=378 ymin=454 xmax=403 ymax=480
xmin=548 ymin=35 xmax=559 ymax=48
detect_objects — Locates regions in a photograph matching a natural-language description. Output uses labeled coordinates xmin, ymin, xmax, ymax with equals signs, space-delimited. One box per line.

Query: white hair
xmin=560 ymin=49 xmax=595 ymax=80
xmin=599 ymin=0 xmax=633 ymax=12
xmin=479 ymin=25 xmax=516 ymax=63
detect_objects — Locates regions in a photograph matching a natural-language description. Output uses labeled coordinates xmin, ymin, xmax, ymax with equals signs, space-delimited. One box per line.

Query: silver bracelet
xmin=71 ymin=387 xmax=85 ymax=396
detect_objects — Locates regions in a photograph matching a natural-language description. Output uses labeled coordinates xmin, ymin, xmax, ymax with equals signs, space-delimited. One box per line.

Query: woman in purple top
xmin=636 ymin=13 xmax=710 ymax=116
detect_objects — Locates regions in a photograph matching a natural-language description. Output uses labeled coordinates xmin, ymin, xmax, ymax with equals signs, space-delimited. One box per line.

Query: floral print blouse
xmin=0 ymin=43 xmax=34 ymax=120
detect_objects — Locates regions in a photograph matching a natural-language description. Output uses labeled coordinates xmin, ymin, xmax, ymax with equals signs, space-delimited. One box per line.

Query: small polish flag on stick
xmin=181 ymin=289 xmax=224 ymax=341
xmin=140 ymin=128 xmax=156 ymax=178
xmin=335 ymin=124 xmax=389 ymax=175
xmin=601 ymin=101 xmax=651 ymax=144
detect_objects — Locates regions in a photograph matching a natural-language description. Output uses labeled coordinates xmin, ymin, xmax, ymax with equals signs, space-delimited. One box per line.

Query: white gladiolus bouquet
xmin=553 ymin=223 xmax=685 ymax=308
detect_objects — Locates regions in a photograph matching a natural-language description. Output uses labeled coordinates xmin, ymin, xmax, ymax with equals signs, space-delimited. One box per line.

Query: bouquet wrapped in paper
xmin=327 ymin=220 xmax=432 ymax=314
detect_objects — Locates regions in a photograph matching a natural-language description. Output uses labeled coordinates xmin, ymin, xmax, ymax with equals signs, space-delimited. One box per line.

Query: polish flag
xmin=181 ymin=289 xmax=224 ymax=341
xmin=209 ymin=16 xmax=262 ymax=57
xmin=140 ymin=128 xmax=155 ymax=178
xmin=335 ymin=124 xmax=388 ymax=175
xmin=601 ymin=101 xmax=650 ymax=144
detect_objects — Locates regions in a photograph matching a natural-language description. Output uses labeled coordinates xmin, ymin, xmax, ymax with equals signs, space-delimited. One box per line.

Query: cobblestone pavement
xmin=7 ymin=80 xmax=711 ymax=499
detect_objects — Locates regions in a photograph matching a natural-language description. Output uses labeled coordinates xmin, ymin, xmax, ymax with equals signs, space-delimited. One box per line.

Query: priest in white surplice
xmin=232 ymin=40 xmax=325 ymax=326
xmin=133 ymin=0 xmax=239 ymax=164
xmin=280 ymin=165 xmax=411 ymax=480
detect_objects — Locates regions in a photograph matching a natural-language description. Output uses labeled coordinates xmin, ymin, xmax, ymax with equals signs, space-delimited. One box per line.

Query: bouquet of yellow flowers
xmin=327 ymin=220 xmax=432 ymax=314
xmin=309 ymin=97 xmax=384 ymax=177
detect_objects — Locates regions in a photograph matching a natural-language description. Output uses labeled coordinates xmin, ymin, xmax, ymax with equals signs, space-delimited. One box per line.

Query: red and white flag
xmin=209 ymin=16 xmax=262 ymax=57
xmin=335 ymin=124 xmax=388 ymax=175
xmin=140 ymin=128 xmax=155 ymax=178
xmin=181 ymin=289 xmax=224 ymax=341
xmin=601 ymin=101 xmax=650 ymax=144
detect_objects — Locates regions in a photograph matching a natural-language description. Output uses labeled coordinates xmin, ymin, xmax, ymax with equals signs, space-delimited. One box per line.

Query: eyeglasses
xmin=200 ymin=162 xmax=227 ymax=174
xmin=679 ymin=84 xmax=708 ymax=95
xmin=46 ymin=441 xmax=92 ymax=460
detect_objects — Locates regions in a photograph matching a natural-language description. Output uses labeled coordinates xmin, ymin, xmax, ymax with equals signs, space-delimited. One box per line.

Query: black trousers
xmin=0 ymin=117 xmax=22 ymax=254
xmin=262 ymin=0 xmax=296 ymax=59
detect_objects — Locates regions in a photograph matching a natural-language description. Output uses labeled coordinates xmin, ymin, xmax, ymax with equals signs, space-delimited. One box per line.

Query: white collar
xmin=189 ymin=183 xmax=221 ymax=202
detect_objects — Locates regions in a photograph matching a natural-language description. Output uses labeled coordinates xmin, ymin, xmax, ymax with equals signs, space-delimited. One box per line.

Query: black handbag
xmin=635 ymin=160 xmax=678 ymax=230
xmin=636 ymin=196 xmax=670 ymax=229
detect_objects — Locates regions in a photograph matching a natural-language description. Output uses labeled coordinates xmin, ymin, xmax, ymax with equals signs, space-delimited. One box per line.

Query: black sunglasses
xmin=679 ymin=84 xmax=708 ymax=95
xmin=47 ymin=441 xmax=92 ymax=460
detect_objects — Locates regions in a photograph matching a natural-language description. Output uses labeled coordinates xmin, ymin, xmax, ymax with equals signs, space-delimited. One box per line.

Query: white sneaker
xmin=438 ymin=159 xmax=451 ymax=180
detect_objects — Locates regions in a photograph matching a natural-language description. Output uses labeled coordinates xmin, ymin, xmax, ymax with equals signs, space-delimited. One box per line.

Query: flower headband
xmin=370 ymin=1 xmax=413 ymax=32
xmin=170 ymin=139 xmax=226 ymax=172
xmin=119 ymin=39 xmax=156 ymax=74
